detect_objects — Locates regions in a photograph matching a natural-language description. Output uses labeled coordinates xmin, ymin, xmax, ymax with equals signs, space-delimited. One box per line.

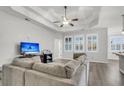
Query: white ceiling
xmin=1 ymin=6 xmax=124 ymax=33
xmin=38 ymin=6 xmax=100 ymax=22
xmin=10 ymin=6 xmax=101 ymax=32
xmin=38 ymin=6 xmax=101 ymax=27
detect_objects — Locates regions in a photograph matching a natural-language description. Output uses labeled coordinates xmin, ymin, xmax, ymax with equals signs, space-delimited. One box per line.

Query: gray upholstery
xmin=11 ymin=56 xmax=41 ymax=69
xmin=32 ymin=63 xmax=67 ymax=78
xmin=75 ymin=55 xmax=87 ymax=65
xmin=65 ymin=60 xmax=80 ymax=78
xmin=31 ymin=56 xmax=41 ymax=63
xmin=25 ymin=64 xmax=86 ymax=86
xmin=2 ymin=55 xmax=89 ymax=86
xmin=11 ymin=58 xmax=35 ymax=69
xmin=25 ymin=70 xmax=74 ymax=86
xmin=73 ymin=53 xmax=87 ymax=59
xmin=33 ymin=59 xmax=81 ymax=79
xmin=53 ymin=58 xmax=74 ymax=64
xmin=2 ymin=64 xmax=25 ymax=86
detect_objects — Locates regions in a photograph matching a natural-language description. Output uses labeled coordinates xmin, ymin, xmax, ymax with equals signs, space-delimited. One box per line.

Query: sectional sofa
xmin=2 ymin=54 xmax=89 ymax=86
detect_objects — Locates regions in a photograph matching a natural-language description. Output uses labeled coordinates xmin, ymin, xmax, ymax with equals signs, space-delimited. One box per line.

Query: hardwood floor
xmin=88 ymin=62 xmax=124 ymax=86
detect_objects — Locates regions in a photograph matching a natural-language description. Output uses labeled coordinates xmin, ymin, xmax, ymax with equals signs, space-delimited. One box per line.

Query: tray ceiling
xmin=10 ymin=6 xmax=101 ymax=32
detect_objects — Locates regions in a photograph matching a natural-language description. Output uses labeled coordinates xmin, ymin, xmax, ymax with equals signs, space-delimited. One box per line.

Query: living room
xmin=0 ymin=5 xmax=124 ymax=86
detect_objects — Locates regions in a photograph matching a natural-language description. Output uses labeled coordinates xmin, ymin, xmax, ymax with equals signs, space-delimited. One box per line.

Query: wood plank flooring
xmin=88 ymin=62 xmax=124 ymax=86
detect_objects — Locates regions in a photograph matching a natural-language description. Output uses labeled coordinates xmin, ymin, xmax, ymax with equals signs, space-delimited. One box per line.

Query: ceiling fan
xmin=53 ymin=6 xmax=78 ymax=27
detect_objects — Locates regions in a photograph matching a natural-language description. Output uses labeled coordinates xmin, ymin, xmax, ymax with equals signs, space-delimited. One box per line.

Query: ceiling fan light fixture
xmin=53 ymin=6 xmax=78 ymax=27
xmin=63 ymin=21 xmax=69 ymax=25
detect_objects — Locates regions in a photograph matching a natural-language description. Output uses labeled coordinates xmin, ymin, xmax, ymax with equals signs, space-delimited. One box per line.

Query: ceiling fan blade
xmin=60 ymin=24 xmax=64 ymax=27
xmin=53 ymin=21 xmax=60 ymax=23
xmin=71 ymin=18 xmax=78 ymax=21
xmin=69 ymin=23 xmax=74 ymax=26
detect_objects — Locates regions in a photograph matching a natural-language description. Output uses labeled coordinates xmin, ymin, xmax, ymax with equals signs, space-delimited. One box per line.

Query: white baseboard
xmin=89 ymin=60 xmax=108 ymax=63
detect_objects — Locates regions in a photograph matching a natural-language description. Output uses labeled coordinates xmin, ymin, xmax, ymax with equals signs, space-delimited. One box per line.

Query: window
xmin=64 ymin=36 xmax=73 ymax=52
xmin=110 ymin=36 xmax=124 ymax=52
xmin=86 ymin=34 xmax=98 ymax=52
xmin=74 ymin=35 xmax=84 ymax=52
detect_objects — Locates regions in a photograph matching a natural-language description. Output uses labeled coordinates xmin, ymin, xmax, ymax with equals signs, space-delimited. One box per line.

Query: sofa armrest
xmin=2 ymin=64 xmax=26 ymax=86
xmin=82 ymin=59 xmax=89 ymax=85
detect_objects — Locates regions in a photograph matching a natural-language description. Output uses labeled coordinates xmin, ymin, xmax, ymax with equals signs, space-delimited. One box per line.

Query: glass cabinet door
xmin=74 ymin=35 xmax=84 ymax=52
xmin=86 ymin=34 xmax=98 ymax=52
xmin=64 ymin=36 xmax=73 ymax=52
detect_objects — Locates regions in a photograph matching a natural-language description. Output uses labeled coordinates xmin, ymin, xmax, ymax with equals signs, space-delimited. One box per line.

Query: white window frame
xmin=64 ymin=36 xmax=73 ymax=52
xmin=86 ymin=34 xmax=98 ymax=52
xmin=74 ymin=35 xmax=85 ymax=53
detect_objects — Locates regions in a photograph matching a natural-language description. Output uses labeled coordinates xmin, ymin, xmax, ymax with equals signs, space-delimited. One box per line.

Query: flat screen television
xmin=20 ymin=42 xmax=40 ymax=54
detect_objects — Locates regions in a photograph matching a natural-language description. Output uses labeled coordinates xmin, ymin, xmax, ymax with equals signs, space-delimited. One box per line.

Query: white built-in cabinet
xmin=64 ymin=36 xmax=73 ymax=52
xmin=64 ymin=34 xmax=98 ymax=53
xmin=74 ymin=35 xmax=84 ymax=53
xmin=86 ymin=34 xmax=98 ymax=52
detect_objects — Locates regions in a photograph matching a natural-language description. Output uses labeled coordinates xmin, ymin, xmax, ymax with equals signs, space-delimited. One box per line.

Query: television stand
xmin=19 ymin=54 xmax=38 ymax=58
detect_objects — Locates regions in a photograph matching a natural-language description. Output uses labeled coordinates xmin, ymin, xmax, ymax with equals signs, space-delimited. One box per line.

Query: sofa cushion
xmin=64 ymin=60 xmax=81 ymax=78
xmin=75 ymin=55 xmax=87 ymax=65
xmin=11 ymin=58 xmax=35 ymax=69
xmin=32 ymin=63 xmax=67 ymax=78
xmin=32 ymin=59 xmax=81 ymax=79
xmin=31 ymin=56 xmax=41 ymax=63
xmin=53 ymin=58 xmax=74 ymax=65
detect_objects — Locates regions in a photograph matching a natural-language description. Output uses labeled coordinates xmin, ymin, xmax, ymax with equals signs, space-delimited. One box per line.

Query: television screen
xmin=20 ymin=42 xmax=40 ymax=54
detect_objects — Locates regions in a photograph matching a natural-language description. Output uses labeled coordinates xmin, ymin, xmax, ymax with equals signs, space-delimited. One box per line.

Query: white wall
xmin=0 ymin=9 xmax=62 ymax=65
xmin=95 ymin=6 xmax=124 ymax=60
xmin=62 ymin=28 xmax=108 ymax=63
xmin=1 ymin=6 xmax=123 ymax=65
xmin=61 ymin=6 xmax=124 ymax=62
